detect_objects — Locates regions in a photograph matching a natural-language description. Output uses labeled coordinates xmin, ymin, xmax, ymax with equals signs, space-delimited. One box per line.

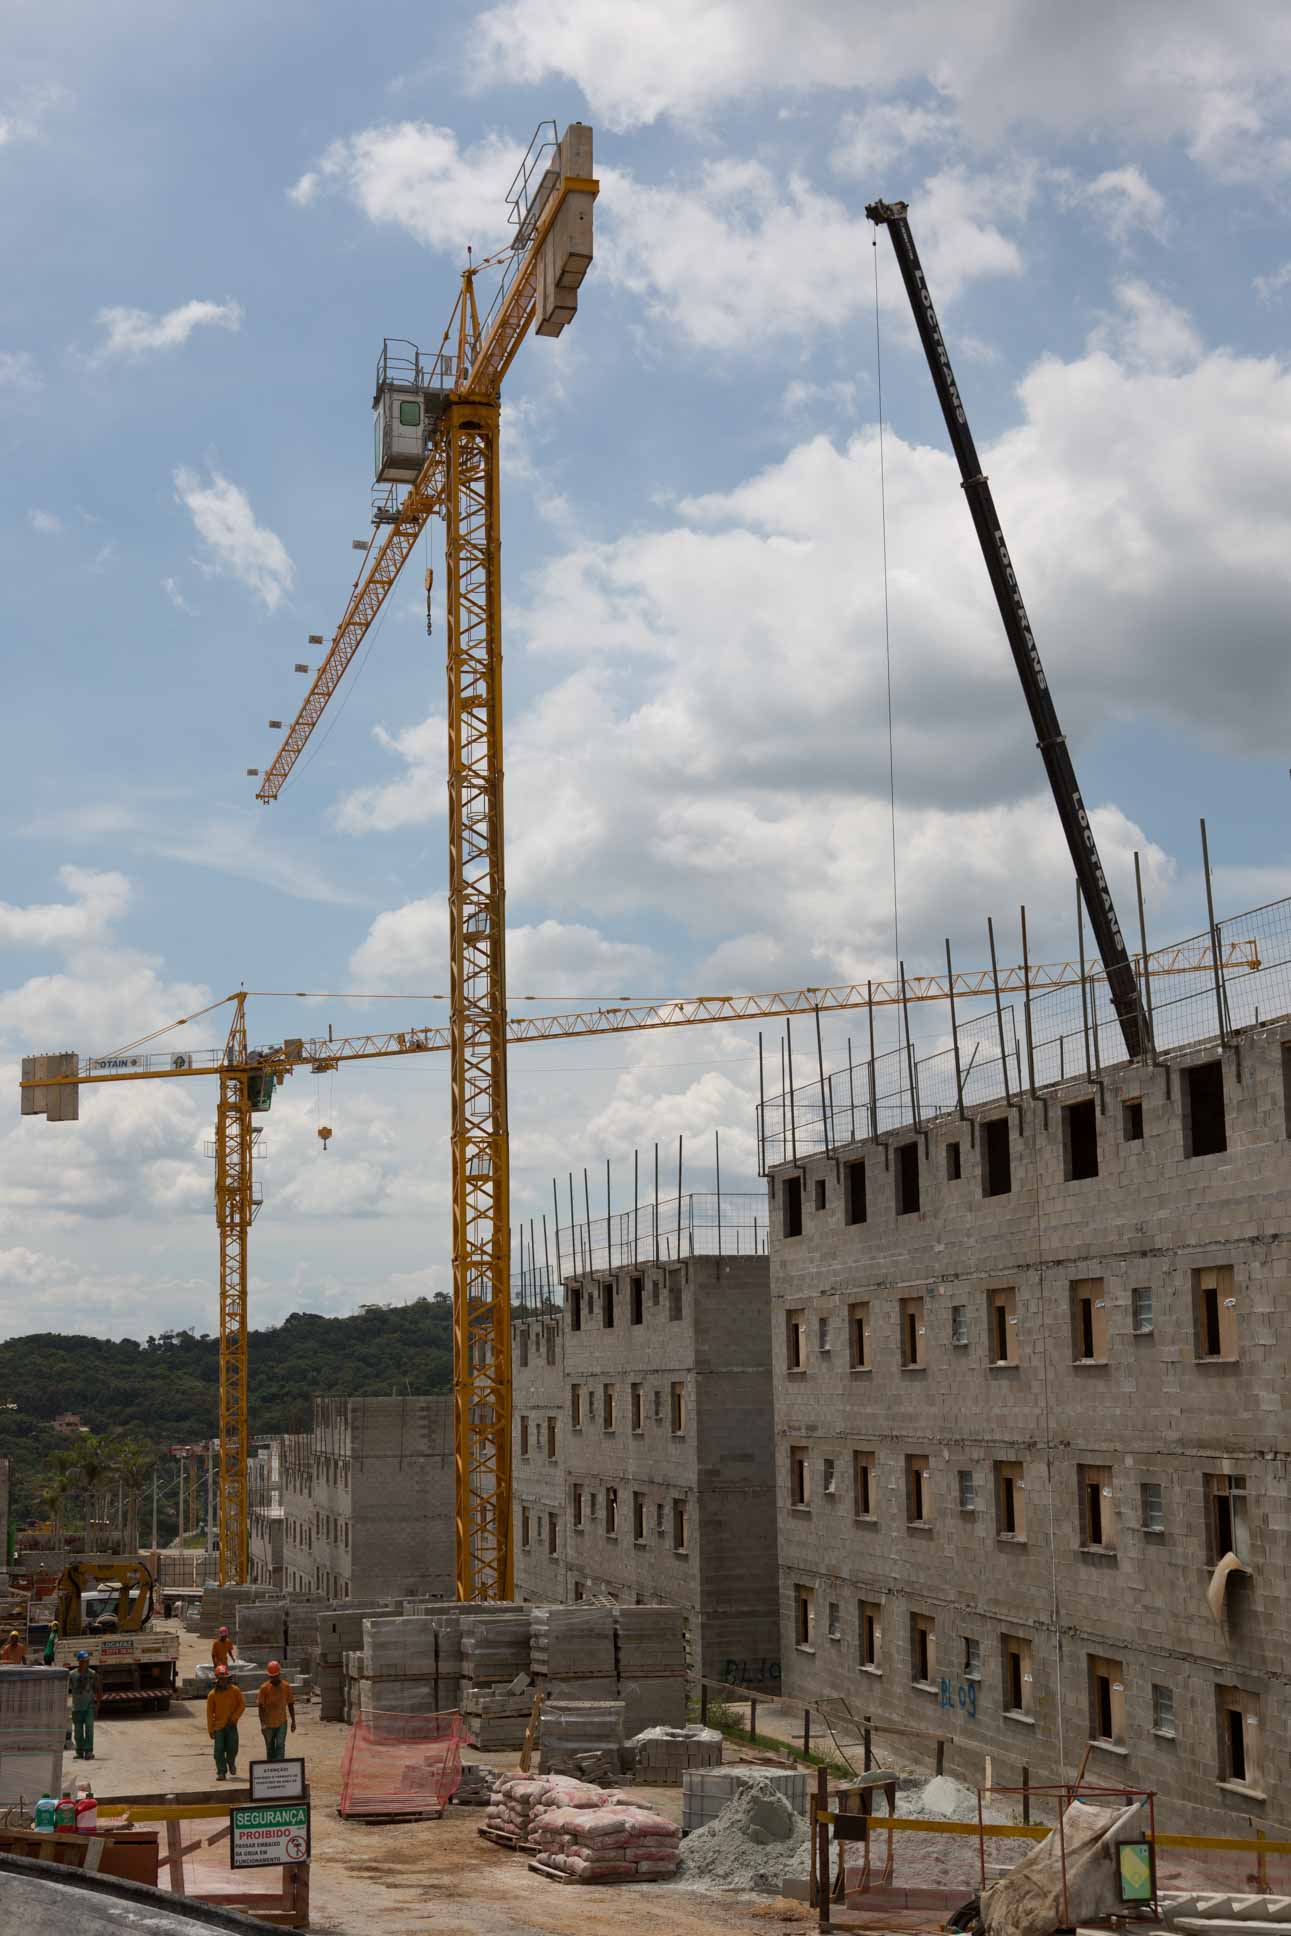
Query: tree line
xmin=0 ymin=1296 xmax=454 ymax=1539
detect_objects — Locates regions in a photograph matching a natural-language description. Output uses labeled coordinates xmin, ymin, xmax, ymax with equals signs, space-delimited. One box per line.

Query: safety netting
xmin=338 ymin=1708 xmax=465 ymax=1821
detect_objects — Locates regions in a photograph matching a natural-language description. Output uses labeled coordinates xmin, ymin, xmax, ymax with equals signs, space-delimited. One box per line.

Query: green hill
xmin=0 ymin=1296 xmax=453 ymax=1533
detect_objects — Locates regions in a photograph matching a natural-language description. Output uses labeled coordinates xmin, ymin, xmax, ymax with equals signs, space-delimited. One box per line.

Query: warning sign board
xmin=250 ymin=1757 xmax=305 ymax=1801
xmin=230 ymin=1800 xmax=311 ymax=1869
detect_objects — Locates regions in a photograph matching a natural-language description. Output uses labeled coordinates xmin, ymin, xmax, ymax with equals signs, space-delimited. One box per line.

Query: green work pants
xmin=262 ymin=1723 xmax=288 ymax=1761
xmin=72 ymin=1706 xmax=95 ymax=1756
xmin=212 ymin=1721 xmax=239 ymax=1777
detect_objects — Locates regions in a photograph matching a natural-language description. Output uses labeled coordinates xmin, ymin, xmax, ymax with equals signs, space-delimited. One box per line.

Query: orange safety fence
xmin=338 ymin=1709 xmax=465 ymax=1821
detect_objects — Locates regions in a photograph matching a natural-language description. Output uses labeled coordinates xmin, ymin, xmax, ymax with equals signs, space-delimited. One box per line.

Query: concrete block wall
xmin=350 ymin=1396 xmax=455 ymax=1601
xmin=513 ymin=1254 xmax=780 ymax=1685
xmin=769 ymin=1023 xmax=1291 ymax=1834
xmin=281 ymin=1433 xmax=314 ymax=1596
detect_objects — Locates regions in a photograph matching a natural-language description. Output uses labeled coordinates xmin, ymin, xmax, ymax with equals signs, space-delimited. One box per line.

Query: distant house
xmin=53 ymin=1413 xmax=89 ymax=1435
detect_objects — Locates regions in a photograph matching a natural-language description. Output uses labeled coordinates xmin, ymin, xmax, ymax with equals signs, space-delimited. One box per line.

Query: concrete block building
xmin=768 ymin=1018 xmax=1291 ymax=1832
xmin=512 ymin=1251 xmax=781 ymax=1686
xmin=248 ymin=1437 xmax=284 ymax=1589
xmin=309 ymin=1396 xmax=455 ymax=1603
xmin=281 ymin=1432 xmax=314 ymax=1596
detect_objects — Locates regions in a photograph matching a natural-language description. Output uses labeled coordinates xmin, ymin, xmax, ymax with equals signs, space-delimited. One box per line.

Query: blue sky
xmin=3 ymin=0 xmax=1291 ymax=1338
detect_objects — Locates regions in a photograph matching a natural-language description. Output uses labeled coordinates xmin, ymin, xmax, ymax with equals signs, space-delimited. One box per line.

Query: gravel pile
xmin=674 ymin=1776 xmax=812 ymax=1895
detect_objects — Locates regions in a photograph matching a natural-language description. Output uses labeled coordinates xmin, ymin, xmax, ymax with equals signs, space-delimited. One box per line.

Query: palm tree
xmin=67 ymin=1436 xmax=114 ymax=1547
xmin=38 ymin=1465 xmax=75 ymax=1544
xmin=111 ymin=1439 xmax=155 ymax=1554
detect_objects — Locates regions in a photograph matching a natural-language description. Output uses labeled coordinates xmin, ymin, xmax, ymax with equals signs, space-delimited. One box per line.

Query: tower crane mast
xmin=866 ymin=200 xmax=1150 ymax=1060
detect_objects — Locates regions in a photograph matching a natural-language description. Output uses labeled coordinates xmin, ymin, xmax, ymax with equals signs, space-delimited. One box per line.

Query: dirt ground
xmin=82 ymin=1622 xmax=814 ymax=1936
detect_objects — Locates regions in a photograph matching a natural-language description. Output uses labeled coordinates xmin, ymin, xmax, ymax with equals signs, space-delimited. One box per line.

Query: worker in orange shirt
xmin=211 ymin=1626 xmax=239 ymax=1670
xmin=0 ymin=1630 xmax=26 ymax=1664
xmin=256 ymin=1660 xmax=296 ymax=1762
xmin=206 ymin=1664 xmax=246 ymax=1780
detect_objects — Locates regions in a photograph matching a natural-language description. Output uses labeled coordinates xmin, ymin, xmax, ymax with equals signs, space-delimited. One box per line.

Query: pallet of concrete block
xmin=529 ymin=1801 xmax=681 ymax=1883
xmin=538 ymin=1698 xmax=625 ymax=1781
xmin=483 ymin=1772 xmax=624 ymax=1849
xmin=317 ymin=1660 xmax=344 ymax=1722
xmin=236 ymin=1601 xmax=286 ymax=1652
xmin=530 ymin=1606 xmax=615 ymax=1682
xmin=681 ymin=1763 xmax=807 ymax=1833
xmin=628 ymin=1723 xmax=722 ymax=1786
xmin=618 ymin=1673 xmax=687 ymax=1736
xmin=461 ymin=1683 xmax=535 ymax=1751
xmin=614 ymin=1605 xmax=686 ymax=1677
xmin=460 ymin=1611 xmax=531 ymax=1683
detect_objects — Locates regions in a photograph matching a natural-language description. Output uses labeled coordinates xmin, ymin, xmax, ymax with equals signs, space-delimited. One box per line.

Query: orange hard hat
xmin=215 ymin=1663 xmax=229 ymax=1677
xmin=267 ymin=1660 xmax=281 ymax=1675
xmin=218 ymin=1626 xmax=229 ymax=1637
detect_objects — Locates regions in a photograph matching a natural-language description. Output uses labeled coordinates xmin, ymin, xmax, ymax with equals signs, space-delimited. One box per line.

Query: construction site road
xmin=80 ymin=1623 xmax=808 ymax=1936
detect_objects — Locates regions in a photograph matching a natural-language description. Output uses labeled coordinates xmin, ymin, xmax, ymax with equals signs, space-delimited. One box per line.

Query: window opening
xmin=1063 ymin=1098 xmax=1099 ymax=1181
xmin=1131 ymin=1286 xmax=1154 ymax=1335
xmin=630 ymin=1276 xmax=644 ymax=1324
xmin=982 ymin=1116 xmax=1012 ymax=1197
xmin=783 ymin=1175 xmax=803 ymax=1237
xmin=1123 ymin=1097 xmax=1144 ymax=1142
xmin=946 ymin=1139 xmax=962 ymax=1181
xmin=895 ymin=1140 xmax=921 ymax=1214
xmin=814 ymin=1177 xmax=827 ymax=1212
xmin=1183 ymin=1060 xmax=1227 ymax=1158
xmin=845 ymin=1160 xmax=867 ymax=1225
xmin=849 ymin=1301 xmax=871 ymax=1369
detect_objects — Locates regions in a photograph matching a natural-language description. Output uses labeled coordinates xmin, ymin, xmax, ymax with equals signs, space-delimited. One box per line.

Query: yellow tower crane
xmin=250 ymin=119 xmax=597 ymax=1600
xmin=20 ymin=937 xmax=1253 ymax=1581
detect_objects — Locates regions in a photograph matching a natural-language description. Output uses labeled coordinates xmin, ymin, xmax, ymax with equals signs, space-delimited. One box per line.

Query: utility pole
xmin=151 ymin=1467 xmax=157 ymax=1552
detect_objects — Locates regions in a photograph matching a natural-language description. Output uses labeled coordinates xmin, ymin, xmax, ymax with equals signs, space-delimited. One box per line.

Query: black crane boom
xmin=866 ymin=198 xmax=1148 ymax=1061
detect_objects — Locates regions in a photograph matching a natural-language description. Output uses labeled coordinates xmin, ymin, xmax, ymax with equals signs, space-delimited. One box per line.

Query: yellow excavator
xmin=48 ymin=1558 xmax=178 ymax=1712
xmin=54 ymin=1558 xmax=154 ymax=1635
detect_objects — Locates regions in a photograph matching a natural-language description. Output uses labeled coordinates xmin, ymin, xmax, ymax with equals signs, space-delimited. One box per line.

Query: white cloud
xmin=1060 ymin=164 xmax=1169 ymax=245
xmin=95 ymin=298 xmax=243 ymax=359
xmin=0 ymin=350 xmax=40 ymax=397
xmin=161 ymin=575 xmax=196 ymax=614
xmin=0 ymin=867 xmax=130 ymax=950
xmin=832 ymin=100 xmax=958 ymax=178
xmin=600 ymin=159 xmax=1025 ymax=351
xmin=474 ymin=0 xmax=1291 ymax=186
xmin=348 ymin=892 xmax=662 ymax=993
xmin=1090 ymin=279 xmax=1203 ymax=372
xmin=173 ymin=466 xmax=295 ymax=611
xmin=287 ymin=123 xmax=522 ymax=253
xmin=0 ymin=82 xmax=69 ymax=149
xmin=27 ymin=509 xmax=62 ymax=535
xmin=1254 ymin=262 xmax=1291 ymax=302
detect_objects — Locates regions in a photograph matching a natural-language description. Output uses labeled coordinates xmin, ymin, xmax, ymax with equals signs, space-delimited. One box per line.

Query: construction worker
xmin=211 ymin=1625 xmax=238 ymax=1671
xmin=68 ymin=1651 xmax=99 ymax=1760
xmin=206 ymin=1663 xmax=245 ymax=1781
xmin=1 ymin=1630 xmax=25 ymax=1664
xmin=43 ymin=1620 xmax=60 ymax=1665
xmin=256 ymin=1660 xmax=296 ymax=1763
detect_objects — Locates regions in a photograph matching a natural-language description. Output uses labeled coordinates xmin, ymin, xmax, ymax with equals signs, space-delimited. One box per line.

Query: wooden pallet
xmin=478 ymin=1826 xmax=534 ymax=1852
xmin=527 ymin=1858 xmax=648 ymax=1886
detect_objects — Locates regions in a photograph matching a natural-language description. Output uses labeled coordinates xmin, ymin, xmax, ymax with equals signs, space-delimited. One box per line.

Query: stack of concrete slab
xmin=615 ymin=1607 xmax=688 ymax=1733
xmin=628 ymin=1724 xmax=722 ymax=1786
xmin=0 ymin=1666 xmax=65 ymax=1808
xmin=531 ymin=1607 xmax=616 ymax=1700
xmin=199 ymin=1584 xmax=274 ymax=1638
xmin=459 ymin=1611 xmax=534 ymax=1748
xmin=236 ymin=1602 xmax=286 ymax=1655
xmin=539 ymin=1698 xmax=626 ymax=1780
xmin=359 ymin=1615 xmax=439 ymax=1721
xmin=316 ymin=1602 xmax=396 ymax=1722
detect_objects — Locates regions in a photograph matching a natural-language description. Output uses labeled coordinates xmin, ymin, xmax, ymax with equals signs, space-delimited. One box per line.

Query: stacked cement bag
xmin=531 ymin=1802 xmax=681 ymax=1881
xmin=539 ymin=1698 xmax=626 ymax=1780
xmin=485 ymin=1773 xmax=623 ymax=1842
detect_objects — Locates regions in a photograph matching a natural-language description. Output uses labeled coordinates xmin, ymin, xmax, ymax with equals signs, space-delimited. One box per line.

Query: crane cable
xmin=872 ymin=227 xmax=900 ymax=983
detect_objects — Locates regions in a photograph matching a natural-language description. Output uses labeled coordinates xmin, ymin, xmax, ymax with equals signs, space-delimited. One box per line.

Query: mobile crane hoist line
xmin=866 ymin=198 xmax=1150 ymax=1061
